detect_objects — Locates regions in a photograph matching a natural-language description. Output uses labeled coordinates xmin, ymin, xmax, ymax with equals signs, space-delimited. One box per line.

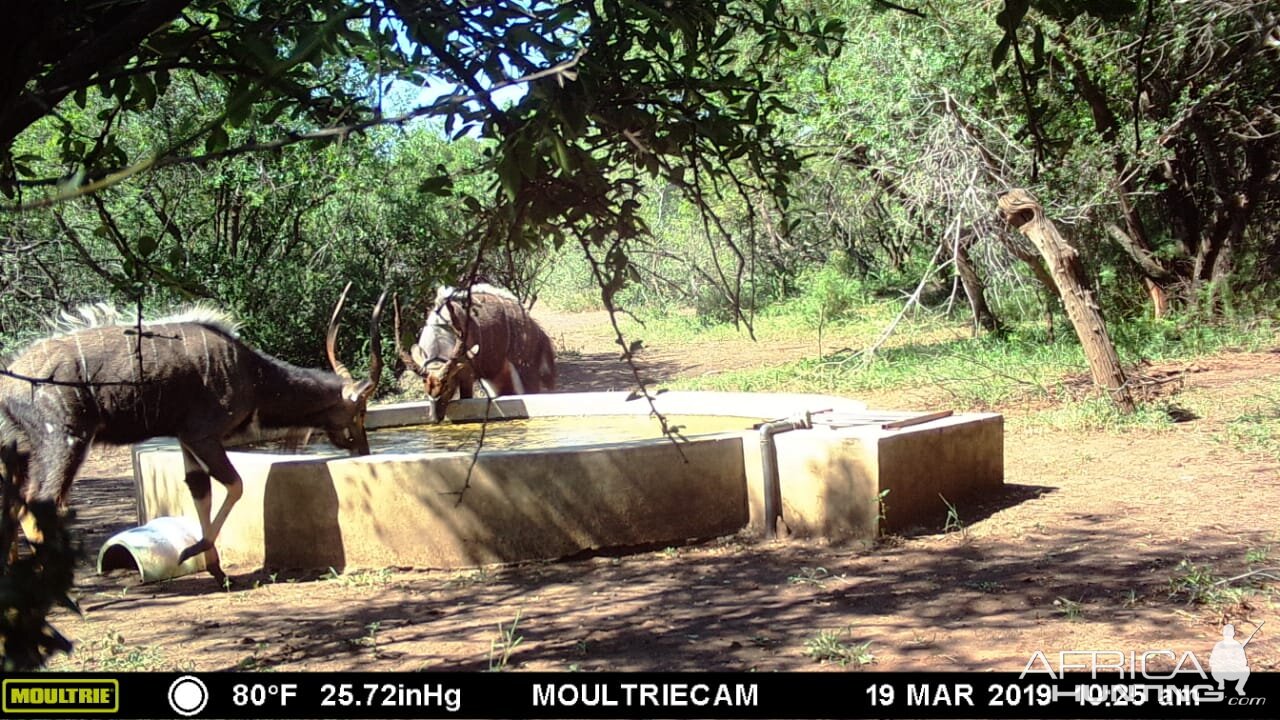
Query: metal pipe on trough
xmin=757 ymin=411 xmax=816 ymax=539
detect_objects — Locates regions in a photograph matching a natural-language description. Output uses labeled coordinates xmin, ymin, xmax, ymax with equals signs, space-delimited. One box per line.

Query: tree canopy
xmin=2 ymin=1 xmax=849 ymax=317
xmin=3 ymin=0 xmax=1278 ymax=345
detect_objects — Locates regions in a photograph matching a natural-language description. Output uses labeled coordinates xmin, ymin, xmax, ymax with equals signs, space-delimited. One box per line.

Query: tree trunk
xmin=1145 ymin=279 xmax=1170 ymax=318
xmin=999 ymin=189 xmax=1135 ymax=413
xmin=1105 ymin=222 xmax=1171 ymax=318
xmin=1057 ymin=33 xmax=1173 ymax=318
xmin=953 ymin=234 xmax=1002 ymax=335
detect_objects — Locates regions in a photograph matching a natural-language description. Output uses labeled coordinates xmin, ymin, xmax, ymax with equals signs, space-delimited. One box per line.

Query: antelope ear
xmin=345 ymin=379 xmax=375 ymax=403
xmin=410 ymin=344 xmax=427 ymax=366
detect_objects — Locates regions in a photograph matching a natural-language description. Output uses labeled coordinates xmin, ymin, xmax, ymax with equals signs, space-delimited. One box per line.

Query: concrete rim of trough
xmin=367 ymin=390 xmax=871 ymax=429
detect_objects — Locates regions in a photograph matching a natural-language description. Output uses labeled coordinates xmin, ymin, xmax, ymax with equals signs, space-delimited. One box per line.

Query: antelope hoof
xmin=208 ymin=562 xmax=227 ymax=588
xmin=202 ymin=545 xmax=226 ymax=588
xmin=179 ymin=539 xmax=213 ymax=563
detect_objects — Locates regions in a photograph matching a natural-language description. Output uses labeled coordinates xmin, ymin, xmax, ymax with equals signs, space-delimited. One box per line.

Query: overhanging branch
xmin=4 ymin=50 xmax=589 ymax=211
xmin=0 ymin=0 xmax=192 ymax=150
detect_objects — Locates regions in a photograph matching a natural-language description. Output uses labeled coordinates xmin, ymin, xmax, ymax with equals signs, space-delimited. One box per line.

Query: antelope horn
xmin=393 ymin=294 xmax=429 ymax=378
xmin=326 ymin=282 xmax=354 ymax=380
xmin=367 ymin=289 xmax=388 ymax=395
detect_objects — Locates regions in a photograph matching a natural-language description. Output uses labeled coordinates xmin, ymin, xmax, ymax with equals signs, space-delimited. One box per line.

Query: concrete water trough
xmin=128 ymin=391 xmax=1003 ymax=572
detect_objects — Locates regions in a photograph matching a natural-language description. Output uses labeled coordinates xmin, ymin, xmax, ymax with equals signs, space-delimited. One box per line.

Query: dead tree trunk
xmin=954 ymin=232 xmax=1002 ymax=336
xmin=998 ymin=189 xmax=1135 ymax=413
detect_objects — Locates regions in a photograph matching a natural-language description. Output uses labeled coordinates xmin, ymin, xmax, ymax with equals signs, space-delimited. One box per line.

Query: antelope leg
xmin=506 ymin=361 xmax=526 ymax=395
xmin=479 ymin=361 xmax=523 ymax=398
xmin=177 ymin=439 xmax=243 ymax=585
xmin=16 ymin=432 xmax=90 ymax=548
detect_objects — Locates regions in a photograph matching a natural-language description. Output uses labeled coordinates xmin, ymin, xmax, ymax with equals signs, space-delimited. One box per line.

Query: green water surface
xmin=258 ymin=414 xmax=754 ymax=456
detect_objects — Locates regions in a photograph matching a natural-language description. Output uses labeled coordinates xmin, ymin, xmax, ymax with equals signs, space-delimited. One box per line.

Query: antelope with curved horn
xmin=396 ymin=284 xmax=556 ymax=421
xmin=0 ymin=284 xmax=386 ymax=585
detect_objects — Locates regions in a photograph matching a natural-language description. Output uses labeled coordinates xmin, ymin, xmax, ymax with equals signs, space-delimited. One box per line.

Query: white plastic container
xmin=97 ymin=516 xmax=208 ymax=583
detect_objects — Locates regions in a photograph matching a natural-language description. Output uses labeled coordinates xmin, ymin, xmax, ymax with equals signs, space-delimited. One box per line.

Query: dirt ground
xmin=43 ymin=309 xmax=1279 ymax=673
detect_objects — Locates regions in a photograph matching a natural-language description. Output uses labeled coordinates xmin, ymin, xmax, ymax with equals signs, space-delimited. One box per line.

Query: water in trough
xmin=252 ymin=414 xmax=754 ymax=455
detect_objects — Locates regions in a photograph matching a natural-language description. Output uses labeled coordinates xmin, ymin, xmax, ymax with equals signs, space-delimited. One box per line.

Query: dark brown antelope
xmin=397 ymin=284 xmax=556 ymax=420
xmin=0 ymin=285 xmax=385 ymax=584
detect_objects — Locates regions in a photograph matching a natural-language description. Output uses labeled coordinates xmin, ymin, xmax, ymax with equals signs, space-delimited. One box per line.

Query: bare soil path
xmin=46 ymin=309 xmax=1279 ymax=673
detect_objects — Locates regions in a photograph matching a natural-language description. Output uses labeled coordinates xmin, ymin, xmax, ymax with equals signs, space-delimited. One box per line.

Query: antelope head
xmin=394 ymin=294 xmax=474 ymax=422
xmin=324 ymin=282 xmax=386 ymax=454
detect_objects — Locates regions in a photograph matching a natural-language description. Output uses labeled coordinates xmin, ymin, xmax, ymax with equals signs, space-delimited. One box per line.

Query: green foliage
xmin=1 ymin=0 xmax=859 ymax=356
xmin=670 ymin=319 xmax=1080 ymax=405
xmin=991 ymin=0 xmax=1137 ymax=70
xmin=2 ymin=110 xmax=483 ymax=369
xmin=3 ymin=2 xmax=848 ymax=323
xmin=796 ymin=255 xmax=865 ymax=328
xmin=2 ymin=0 xmax=376 ymax=199
xmin=1222 ymin=410 xmax=1280 ymax=461
xmin=940 ymin=494 xmax=967 ymax=537
xmin=1110 ymin=316 xmax=1278 ymax=359
xmin=1167 ymin=561 xmax=1236 ymax=607
xmin=762 ymin=0 xmax=1280 ymax=336
xmin=692 ymin=279 xmax=782 ymax=327
xmin=1168 ymin=552 xmax=1276 ymax=609
xmin=1 ymin=493 xmax=79 ymax=671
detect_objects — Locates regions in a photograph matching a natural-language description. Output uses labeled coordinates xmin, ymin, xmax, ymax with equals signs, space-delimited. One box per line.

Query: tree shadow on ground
xmin=891 ymin=482 xmax=1057 ymax=538
xmin=53 ymin=456 xmax=1275 ymax=673
xmin=136 ymin=516 xmax=1262 ymax=672
xmin=555 ymin=351 xmax=689 ymax=392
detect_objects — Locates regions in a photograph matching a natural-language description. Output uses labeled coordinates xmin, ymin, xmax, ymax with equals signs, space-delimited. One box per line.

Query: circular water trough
xmin=128 ymin=391 xmax=1003 ymax=573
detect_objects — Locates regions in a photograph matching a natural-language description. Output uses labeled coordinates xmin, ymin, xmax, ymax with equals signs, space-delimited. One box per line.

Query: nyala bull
xmin=398 ymin=284 xmax=556 ymax=421
xmin=0 ymin=286 xmax=385 ymax=584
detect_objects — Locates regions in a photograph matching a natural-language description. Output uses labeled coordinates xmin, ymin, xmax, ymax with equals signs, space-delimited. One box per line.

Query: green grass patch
xmin=1111 ymin=315 xmax=1278 ymax=357
xmin=1053 ymin=596 xmax=1085 ymax=621
xmin=488 ymin=610 xmax=524 ymax=672
xmin=1167 ymin=560 xmax=1249 ymax=608
xmin=1167 ymin=545 xmax=1279 ymax=609
xmin=638 ymin=299 xmax=1277 ymax=416
xmin=321 ymin=567 xmax=397 ymax=588
xmin=804 ymin=628 xmax=875 ymax=666
xmin=1014 ymin=397 xmax=1178 ymax=433
xmin=1218 ymin=389 xmax=1280 ymax=460
xmin=664 ymin=327 xmax=1086 ymax=408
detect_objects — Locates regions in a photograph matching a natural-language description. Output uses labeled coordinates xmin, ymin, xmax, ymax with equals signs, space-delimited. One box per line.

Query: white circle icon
xmin=168 ymin=675 xmax=209 ymax=717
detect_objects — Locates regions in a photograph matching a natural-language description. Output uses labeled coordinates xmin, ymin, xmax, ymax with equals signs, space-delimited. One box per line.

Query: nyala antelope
xmin=397 ymin=284 xmax=556 ymax=421
xmin=0 ymin=285 xmax=386 ymax=584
